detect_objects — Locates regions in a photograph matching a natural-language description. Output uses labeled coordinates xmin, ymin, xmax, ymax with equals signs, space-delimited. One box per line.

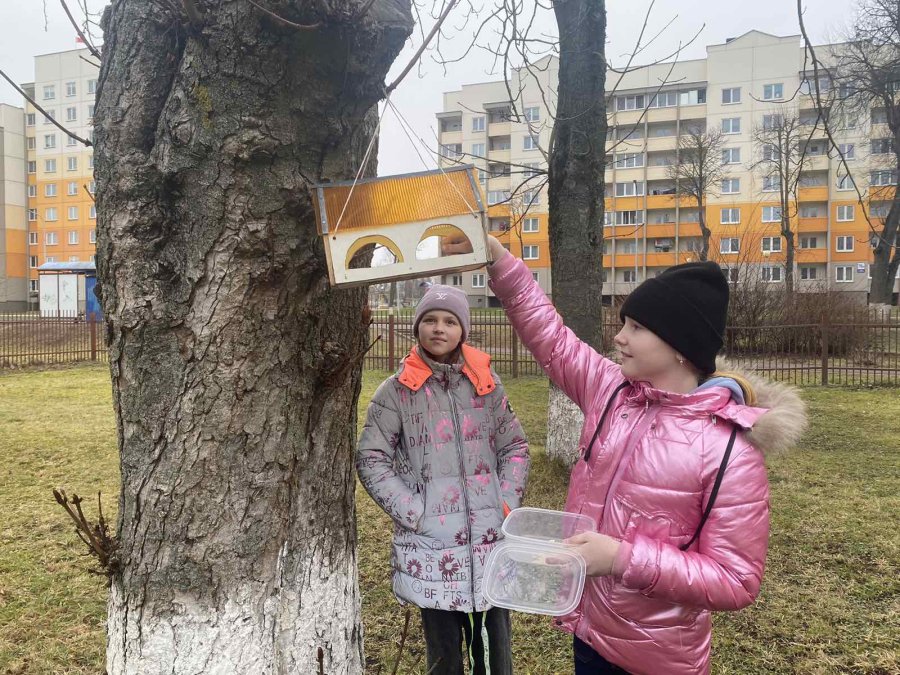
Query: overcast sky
xmin=1 ymin=0 xmax=851 ymax=175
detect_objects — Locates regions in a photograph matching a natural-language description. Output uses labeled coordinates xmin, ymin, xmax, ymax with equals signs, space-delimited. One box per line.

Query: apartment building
xmin=0 ymin=104 xmax=27 ymax=310
xmin=22 ymin=48 xmax=98 ymax=305
xmin=437 ymin=30 xmax=900 ymax=306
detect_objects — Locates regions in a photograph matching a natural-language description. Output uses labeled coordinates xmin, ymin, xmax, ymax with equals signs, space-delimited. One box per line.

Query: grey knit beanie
xmin=413 ymin=285 xmax=471 ymax=342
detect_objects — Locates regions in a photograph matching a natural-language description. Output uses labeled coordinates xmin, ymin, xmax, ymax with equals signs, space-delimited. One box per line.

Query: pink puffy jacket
xmin=488 ymin=252 xmax=807 ymax=675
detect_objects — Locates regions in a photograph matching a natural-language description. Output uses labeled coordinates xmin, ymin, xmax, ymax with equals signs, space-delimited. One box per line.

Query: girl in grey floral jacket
xmin=356 ymin=284 xmax=529 ymax=675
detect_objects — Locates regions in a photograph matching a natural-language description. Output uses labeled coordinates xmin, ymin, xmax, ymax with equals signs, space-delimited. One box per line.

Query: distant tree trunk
xmin=95 ymin=1 xmax=411 ymax=672
xmin=697 ymin=194 xmax=710 ymax=262
xmin=546 ymin=0 xmax=607 ymax=465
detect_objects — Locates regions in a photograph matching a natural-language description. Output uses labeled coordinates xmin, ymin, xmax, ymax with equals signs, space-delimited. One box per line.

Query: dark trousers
xmin=573 ymin=636 xmax=630 ymax=675
xmin=420 ymin=607 xmax=513 ymax=675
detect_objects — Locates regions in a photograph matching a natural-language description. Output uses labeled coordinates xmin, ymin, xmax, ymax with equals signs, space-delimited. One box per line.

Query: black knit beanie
xmin=619 ymin=261 xmax=729 ymax=376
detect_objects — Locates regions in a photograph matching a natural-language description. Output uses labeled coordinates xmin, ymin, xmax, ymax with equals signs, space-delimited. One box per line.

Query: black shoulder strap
xmin=679 ymin=426 xmax=739 ymax=551
xmin=584 ymin=381 xmax=629 ymax=462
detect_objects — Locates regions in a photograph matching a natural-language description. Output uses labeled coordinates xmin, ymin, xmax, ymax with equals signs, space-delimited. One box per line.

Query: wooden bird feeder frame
xmin=312 ymin=165 xmax=490 ymax=288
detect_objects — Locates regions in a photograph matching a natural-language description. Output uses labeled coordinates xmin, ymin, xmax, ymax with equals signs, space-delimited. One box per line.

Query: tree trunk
xmin=782 ymin=214 xmax=795 ymax=296
xmin=870 ymin=178 xmax=900 ymax=305
xmin=697 ymin=195 xmax=710 ymax=262
xmin=94 ymin=2 xmax=411 ymax=672
xmin=546 ymin=0 xmax=607 ymax=464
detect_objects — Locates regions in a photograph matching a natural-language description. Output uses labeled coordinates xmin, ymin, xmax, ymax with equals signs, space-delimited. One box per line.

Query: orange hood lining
xmin=398 ymin=344 xmax=495 ymax=397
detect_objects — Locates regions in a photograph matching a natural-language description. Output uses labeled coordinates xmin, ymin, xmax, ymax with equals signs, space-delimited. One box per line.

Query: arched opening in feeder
xmin=416 ymin=224 xmax=471 ymax=261
xmin=345 ymin=235 xmax=404 ymax=270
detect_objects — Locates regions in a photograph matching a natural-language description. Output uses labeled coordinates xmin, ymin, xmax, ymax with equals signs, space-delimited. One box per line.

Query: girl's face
xmin=418 ymin=310 xmax=463 ymax=362
xmin=614 ymin=316 xmax=684 ymax=383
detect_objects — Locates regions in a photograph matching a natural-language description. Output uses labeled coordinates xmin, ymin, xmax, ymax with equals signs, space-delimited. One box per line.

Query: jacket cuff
xmin=620 ymin=534 xmax=661 ymax=591
xmin=611 ymin=540 xmax=633 ymax=578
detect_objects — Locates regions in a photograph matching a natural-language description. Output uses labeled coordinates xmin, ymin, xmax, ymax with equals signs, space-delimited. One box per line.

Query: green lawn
xmin=0 ymin=366 xmax=897 ymax=674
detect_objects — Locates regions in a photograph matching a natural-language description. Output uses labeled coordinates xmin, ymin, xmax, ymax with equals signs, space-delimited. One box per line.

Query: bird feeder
xmin=312 ymin=165 xmax=490 ymax=288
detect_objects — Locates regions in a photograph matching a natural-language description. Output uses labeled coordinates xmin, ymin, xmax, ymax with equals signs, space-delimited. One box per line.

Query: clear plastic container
xmin=482 ymin=508 xmax=597 ymax=615
xmin=482 ymin=541 xmax=587 ymax=616
xmin=502 ymin=507 xmax=596 ymax=544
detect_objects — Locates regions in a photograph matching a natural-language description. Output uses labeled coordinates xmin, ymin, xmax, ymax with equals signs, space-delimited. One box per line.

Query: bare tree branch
xmin=0 ymin=68 xmax=92 ymax=147
xmin=247 ymin=0 xmax=322 ymax=30
xmin=59 ymin=0 xmax=101 ymax=59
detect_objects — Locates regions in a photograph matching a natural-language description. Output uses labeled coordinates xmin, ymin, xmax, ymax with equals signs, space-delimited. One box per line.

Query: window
xmin=838 ymin=143 xmax=855 ymax=159
xmin=67 ymin=135 xmax=77 ymax=147
xmin=523 ymin=162 xmax=541 ymax=178
xmin=872 ymin=138 xmax=894 ymax=154
xmin=719 ymin=237 xmax=740 ymax=254
xmin=45 ymin=231 xmax=58 ymax=245
xmin=721 ymin=208 xmax=740 ymax=224
xmin=43 ymin=85 xmax=55 ymax=100
xmin=43 ymin=109 xmax=56 ymax=124
xmin=615 ymin=181 xmax=644 ymax=197
xmin=67 ymin=157 xmax=78 ymax=171
xmin=836 ymin=235 xmax=855 ymax=252
xmin=871 ymin=202 xmax=891 ymax=218
xmin=44 ymin=134 xmax=56 ymax=149
xmin=440 ymin=143 xmax=462 ymax=160
xmin=66 ymin=81 xmax=77 ymax=97
xmin=650 ymin=91 xmax=678 ymax=108
xmin=88 ymin=105 xmax=95 ymax=120
xmin=45 ymin=209 xmax=58 ymax=223
xmin=88 ymin=180 xmax=96 ymax=194
xmin=90 ymin=255 xmax=96 ymax=264
xmin=613 ymin=210 xmax=644 ymax=225
xmin=88 ymin=79 xmax=97 ymax=94
xmin=762 ymin=114 xmax=784 ymax=130
xmin=88 ymin=155 xmax=95 ymax=170
xmin=28 ymin=185 xmax=37 ymax=198
xmin=522 ymin=190 xmax=540 ymax=206
xmin=29 ymin=232 xmax=38 ymax=245
xmin=45 ymin=159 xmax=57 ymax=173
xmin=800 ymin=266 xmax=818 ymax=280
xmin=68 ymin=230 xmax=79 ymax=243
xmin=27 ymin=161 xmax=36 ymax=174
xmin=67 ymin=181 xmax=78 ymax=196
xmin=29 ymin=256 xmax=38 ymax=269
xmin=68 ymin=207 xmax=79 ymax=222
xmin=871 ymin=170 xmax=897 ymax=186
xmin=678 ymin=88 xmax=706 ymax=106
xmin=623 ymin=270 xmax=638 ymax=283
xmin=722 ymin=267 xmax=739 ymax=283
xmin=837 ymin=205 xmax=854 ymax=221
xmin=66 ymin=106 xmax=77 ymax=122
xmin=523 ymin=217 xmax=539 ymax=233
xmin=721 ymin=178 xmax=740 ymax=194
xmin=28 ymin=208 xmax=37 ymax=221
xmin=523 ymin=245 xmax=539 ymax=260
xmin=30 ymin=279 xmax=39 ymax=292
xmin=762 ymin=236 xmax=782 ymax=252
xmin=762 ymin=176 xmax=779 ymax=192
xmin=26 ymin=113 xmax=35 ymax=126
xmin=524 ymin=134 xmax=540 ymax=151
xmin=616 ymin=94 xmax=645 ymax=111
xmin=449 ymin=274 xmax=463 ymax=286
xmin=472 ymin=116 xmax=485 ymax=132
xmin=614 ymin=152 xmax=644 ymax=168
xmin=763 ymin=83 xmax=784 ymax=100
xmin=721 ymin=117 xmax=741 ymax=134
xmin=68 ymin=256 xmax=80 ymax=262
xmin=722 ymin=148 xmax=741 ymax=164
xmin=487 ymin=190 xmax=510 ymax=205
xmin=472 ymin=273 xmax=486 ymax=288
xmin=532 ymin=272 xmax=540 ymax=283
xmin=471 ymin=142 xmax=485 ymax=158
xmin=762 ymin=144 xmax=779 ymax=162
xmin=722 ymin=87 xmax=741 ymax=104
xmin=762 ymin=206 xmax=782 ymax=223
xmin=835 ymin=265 xmax=854 ymax=282
xmin=616 ymin=126 xmax=643 ymax=141
xmin=89 ymin=206 xmax=96 ymax=220
xmin=27 ymin=137 xmax=36 ymax=150
xmin=524 ymin=106 xmax=540 ymax=122
xmin=837 ymin=174 xmax=855 ymax=190
xmin=762 ymin=266 xmax=783 ymax=283
xmin=46 ymin=256 xmax=57 ymax=263
xmin=800 ymin=206 xmax=822 ymax=218
xmin=89 ymin=228 xmax=96 ymax=242
xmin=800 ymin=236 xmax=818 ymax=249
xmin=44 ymin=183 xmax=57 ymax=197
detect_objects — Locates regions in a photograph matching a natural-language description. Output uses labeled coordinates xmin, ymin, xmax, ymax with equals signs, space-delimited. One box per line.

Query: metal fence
xmin=366 ymin=310 xmax=900 ymax=387
xmin=2 ymin=310 xmax=898 ymax=386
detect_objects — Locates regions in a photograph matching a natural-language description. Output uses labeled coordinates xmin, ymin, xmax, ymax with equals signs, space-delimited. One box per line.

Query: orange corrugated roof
xmin=315 ymin=168 xmax=481 ymax=234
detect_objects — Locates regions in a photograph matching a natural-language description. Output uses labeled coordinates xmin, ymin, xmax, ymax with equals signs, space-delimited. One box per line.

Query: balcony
xmin=796 ymin=248 xmax=828 ymax=263
xmin=646 ymin=106 xmax=679 ymax=123
xmin=646 ymin=165 xmax=674 ymax=181
xmin=798 ymin=216 xmax=827 ymax=232
xmin=646 ymin=135 xmax=678 ymax=152
xmin=803 ymin=154 xmax=829 ymax=171
xmin=488 ymin=121 xmax=511 ymax=136
xmin=799 ymin=186 xmax=828 ymax=202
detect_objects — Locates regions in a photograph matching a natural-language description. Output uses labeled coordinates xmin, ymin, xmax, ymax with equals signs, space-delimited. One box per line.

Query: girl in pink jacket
xmin=480 ymin=236 xmax=807 ymax=675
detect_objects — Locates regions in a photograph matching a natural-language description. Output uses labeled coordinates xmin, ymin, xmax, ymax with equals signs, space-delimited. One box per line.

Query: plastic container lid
xmin=501 ymin=507 xmax=597 ymax=544
xmin=482 ymin=541 xmax=587 ymax=616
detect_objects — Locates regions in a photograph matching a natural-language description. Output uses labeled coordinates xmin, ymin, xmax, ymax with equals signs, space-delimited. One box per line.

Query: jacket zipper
xmin=445 ymin=373 xmax=477 ymax=608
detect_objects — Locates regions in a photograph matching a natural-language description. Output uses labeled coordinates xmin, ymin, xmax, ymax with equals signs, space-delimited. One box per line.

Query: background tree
xmin=752 ymin=109 xmax=809 ymax=295
xmin=666 ymin=125 xmax=727 ymax=261
xmin=94 ymin=0 xmax=411 ymax=671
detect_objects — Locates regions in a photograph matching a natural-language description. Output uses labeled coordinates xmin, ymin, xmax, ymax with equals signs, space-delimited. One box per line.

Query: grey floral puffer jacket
xmin=356 ymin=344 xmax=529 ymax=612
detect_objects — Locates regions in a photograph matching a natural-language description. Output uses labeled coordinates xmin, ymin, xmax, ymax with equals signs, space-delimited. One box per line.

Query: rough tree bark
xmin=545 ymin=0 xmax=607 ymax=465
xmin=94 ymin=1 xmax=411 ymax=672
